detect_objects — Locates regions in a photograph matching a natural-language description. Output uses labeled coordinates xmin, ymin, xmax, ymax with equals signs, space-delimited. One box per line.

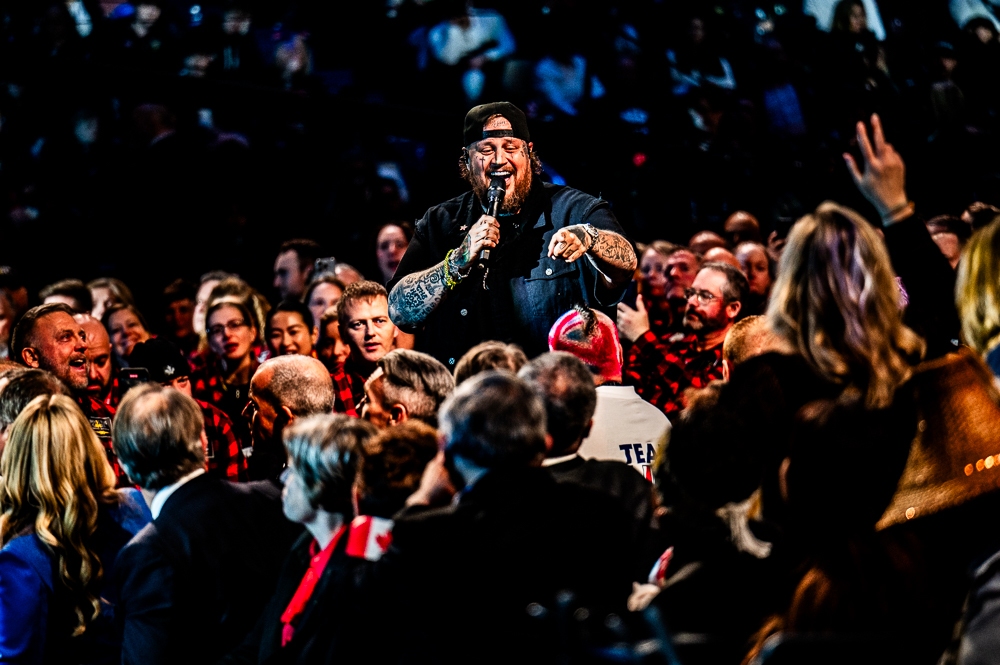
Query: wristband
xmin=881 ymin=201 xmax=914 ymax=225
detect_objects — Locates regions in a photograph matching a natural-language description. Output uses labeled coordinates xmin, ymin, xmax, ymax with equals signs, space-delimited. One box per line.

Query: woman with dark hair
xmin=191 ymin=300 xmax=260 ymax=445
xmin=375 ymin=222 xmax=412 ymax=284
xmin=303 ymin=275 xmax=345 ymax=330
xmin=0 ymin=395 xmax=150 ymax=662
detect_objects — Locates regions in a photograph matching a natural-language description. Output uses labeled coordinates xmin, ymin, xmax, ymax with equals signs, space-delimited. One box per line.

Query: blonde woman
xmin=956 ymin=216 xmax=1000 ymax=379
xmin=0 ymin=395 xmax=150 ymax=662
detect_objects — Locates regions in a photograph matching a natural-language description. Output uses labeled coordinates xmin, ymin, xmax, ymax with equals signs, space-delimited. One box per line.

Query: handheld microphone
xmin=478 ymin=176 xmax=506 ymax=270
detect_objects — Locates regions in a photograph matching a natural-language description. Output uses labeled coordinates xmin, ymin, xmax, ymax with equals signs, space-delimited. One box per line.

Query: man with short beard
xmin=388 ymin=102 xmax=637 ymax=367
xmin=617 ymin=262 xmax=748 ymax=419
xmin=11 ymin=303 xmax=125 ymax=482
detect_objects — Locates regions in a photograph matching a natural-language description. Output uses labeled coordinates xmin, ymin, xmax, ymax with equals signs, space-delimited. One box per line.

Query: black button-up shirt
xmin=389 ymin=182 xmax=632 ymax=365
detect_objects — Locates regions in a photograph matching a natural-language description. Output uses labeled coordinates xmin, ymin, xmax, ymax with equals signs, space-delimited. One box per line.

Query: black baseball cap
xmin=128 ymin=338 xmax=190 ymax=384
xmin=463 ymin=102 xmax=531 ymax=147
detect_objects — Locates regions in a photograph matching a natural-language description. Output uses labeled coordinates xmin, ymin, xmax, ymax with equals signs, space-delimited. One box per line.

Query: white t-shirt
xmin=577 ymin=385 xmax=671 ymax=481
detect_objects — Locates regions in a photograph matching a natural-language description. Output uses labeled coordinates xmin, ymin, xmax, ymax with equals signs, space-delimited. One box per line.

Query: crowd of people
xmin=2 ymin=1 xmax=1000 ymax=664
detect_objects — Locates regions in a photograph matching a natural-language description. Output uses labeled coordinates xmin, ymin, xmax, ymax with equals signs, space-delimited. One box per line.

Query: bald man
xmin=245 ymin=355 xmax=334 ymax=481
xmin=76 ymin=313 xmax=115 ymax=406
xmin=723 ymin=211 xmax=762 ymax=246
xmin=703 ymin=247 xmax=742 ymax=271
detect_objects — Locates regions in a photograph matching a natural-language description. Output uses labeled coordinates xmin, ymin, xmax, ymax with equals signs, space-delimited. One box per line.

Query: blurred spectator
xmin=355 ymin=420 xmax=439 ymax=520
xmin=75 ymin=313 xmax=115 ymax=407
xmin=102 ymin=303 xmax=152 ymax=367
xmin=723 ymin=211 xmax=763 ymax=247
xmin=549 ymin=306 xmax=670 ymax=478
xmin=703 ymin=246 xmax=741 ymax=270
xmin=113 ymin=384 xmax=297 ymax=665
xmin=807 ymin=0 xmax=886 ymax=39
xmin=245 ymin=355 xmax=333 ymax=481
xmin=316 ymin=306 xmax=351 ymax=373
xmin=88 ymin=277 xmax=135 ymax=321
xmin=620 ymin=262 xmax=748 ymax=418
xmin=40 ymin=278 xmax=92 ymax=313
xmin=962 ymin=201 xmax=1000 ymax=229
xmin=689 ymin=231 xmax=727 ymax=255
xmin=205 ymin=277 xmax=270 ymax=362
xmin=194 ymin=271 xmax=237 ymax=336
xmin=735 ymin=241 xmax=773 ymax=315
xmin=0 ymin=288 xmax=18 ymax=360
xmin=105 ymin=1 xmax=180 ymax=74
xmin=452 ymin=340 xmax=528 ymax=385
xmin=425 ymin=2 xmax=516 ymax=103
xmin=375 ymin=222 xmax=411 ymax=284
xmin=304 ymin=275 xmax=345 ymax=329
xmin=361 ymin=349 xmax=454 ymax=428
xmin=956 ymin=216 xmax=1000 ymax=379
xmin=265 ymin=300 xmax=316 ymax=358
xmin=667 ymin=15 xmax=737 ymax=97
xmin=721 ymin=314 xmax=782 ymax=380
xmin=162 ymin=279 xmax=197 ymax=358
xmin=926 ymin=214 xmax=972 ymax=269
xmin=0 ymin=394 xmax=150 ymax=662
xmin=274 ymin=239 xmax=322 ymax=301
xmin=129 ymin=338 xmax=248 ymax=482
xmin=333 ymin=263 xmax=365 ymax=286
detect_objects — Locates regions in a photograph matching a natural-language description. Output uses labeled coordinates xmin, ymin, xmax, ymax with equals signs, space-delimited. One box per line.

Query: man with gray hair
xmin=519 ymin=352 xmax=654 ymax=546
xmin=377 ymin=371 xmax=634 ymax=663
xmin=245 ymin=354 xmax=334 ymax=481
xmin=113 ymin=383 xmax=297 ymax=665
xmin=361 ymin=349 xmax=455 ymax=428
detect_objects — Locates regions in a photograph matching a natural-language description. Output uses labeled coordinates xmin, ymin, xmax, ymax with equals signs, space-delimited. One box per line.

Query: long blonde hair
xmin=956 ymin=216 xmax=1000 ymax=356
xmin=0 ymin=395 xmax=119 ymax=636
xmin=767 ymin=202 xmax=924 ymax=408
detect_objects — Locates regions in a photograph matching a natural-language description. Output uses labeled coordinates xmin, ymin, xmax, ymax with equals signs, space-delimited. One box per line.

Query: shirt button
xmin=448 ymin=358 xmax=455 ymax=365
xmin=545 ymin=268 xmax=553 ymax=276
xmin=460 ymin=309 xmax=468 ymax=316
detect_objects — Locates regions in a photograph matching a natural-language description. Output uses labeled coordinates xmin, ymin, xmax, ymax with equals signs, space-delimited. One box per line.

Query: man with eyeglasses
xmin=387 ymin=101 xmax=637 ymax=369
xmin=617 ymin=261 xmax=749 ymax=419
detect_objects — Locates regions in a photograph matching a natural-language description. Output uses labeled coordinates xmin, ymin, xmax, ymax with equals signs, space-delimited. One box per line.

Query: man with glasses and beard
xmin=617 ymin=262 xmax=748 ymax=419
xmin=388 ymin=102 xmax=636 ymax=368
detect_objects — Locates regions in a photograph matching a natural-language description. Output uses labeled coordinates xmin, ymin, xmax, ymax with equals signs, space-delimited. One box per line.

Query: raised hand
xmin=617 ymin=294 xmax=652 ymax=343
xmin=843 ymin=113 xmax=909 ymax=221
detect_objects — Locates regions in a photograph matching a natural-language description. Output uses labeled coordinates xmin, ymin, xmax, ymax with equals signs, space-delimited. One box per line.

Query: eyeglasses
xmin=684 ymin=288 xmax=721 ymax=305
xmin=208 ymin=319 xmax=250 ymax=337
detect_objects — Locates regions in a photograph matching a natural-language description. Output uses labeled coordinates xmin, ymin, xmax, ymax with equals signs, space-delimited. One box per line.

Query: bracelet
xmin=443 ymin=250 xmax=460 ymax=290
xmin=881 ymin=201 xmax=914 ymax=225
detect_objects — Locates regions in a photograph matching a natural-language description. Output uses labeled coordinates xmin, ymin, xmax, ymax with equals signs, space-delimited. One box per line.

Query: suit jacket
xmin=219 ymin=530 xmax=376 ymax=665
xmin=115 ymin=475 xmax=300 ymax=665
xmin=374 ymin=467 xmax=635 ymax=664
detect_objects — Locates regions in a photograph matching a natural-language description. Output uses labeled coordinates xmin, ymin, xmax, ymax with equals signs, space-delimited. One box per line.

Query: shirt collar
xmin=541 ymin=453 xmax=579 ymax=467
xmin=151 ymin=468 xmax=206 ymax=519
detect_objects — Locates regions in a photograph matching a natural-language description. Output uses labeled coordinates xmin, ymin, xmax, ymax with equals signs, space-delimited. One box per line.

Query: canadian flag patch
xmin=647 ymin=546 xmax=674 ymax=587
xmin=345 ymin=515 xmax=394 ymax=561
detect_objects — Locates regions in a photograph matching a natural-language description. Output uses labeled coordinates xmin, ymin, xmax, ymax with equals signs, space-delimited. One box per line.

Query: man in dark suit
xmin=519 ymin=351 xmax=655 ymax=556
xmin=112 ymin=383 xmax=299 ymax=665
xmin=377 ymin=371 xmax=635 ymax=664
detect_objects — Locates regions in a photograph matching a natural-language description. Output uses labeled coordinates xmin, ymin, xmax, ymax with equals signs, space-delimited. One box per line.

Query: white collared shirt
xmin=150 ymin=468 xmax=206 ymax=519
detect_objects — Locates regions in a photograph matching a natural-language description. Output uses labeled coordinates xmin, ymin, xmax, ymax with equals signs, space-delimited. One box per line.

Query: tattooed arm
xmin=548 ymin=225 xmax=637 ymax=286
xmin=388 ymin=214 xmax=500 ymax=328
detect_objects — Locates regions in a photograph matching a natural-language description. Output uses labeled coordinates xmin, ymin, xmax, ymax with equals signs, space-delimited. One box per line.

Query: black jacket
xmin=218 ymin=529 xmax=376 ymax=665
xmin=371 ymin=467 xmax=635 ymax=664
xmin=115 ymin=475 xmax=300 ymax=665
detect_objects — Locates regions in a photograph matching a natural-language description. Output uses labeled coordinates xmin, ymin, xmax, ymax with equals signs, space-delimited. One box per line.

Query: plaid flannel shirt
xmin=76 ymin=396 xmax=131 ymax=487
xmin=198 ymin=399 xmax=248 ymax=482
xmin=624 ymin=330 xmax=725 ymax=419
xmin=332 ymin=366 xmax=362 ymax=417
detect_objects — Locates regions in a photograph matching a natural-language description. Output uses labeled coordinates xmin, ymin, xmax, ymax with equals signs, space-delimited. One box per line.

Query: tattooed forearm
xmin=590 ymin=230 xmax=637 ymax=279
xmin=388 ymin=262 xmax=449 ymax=329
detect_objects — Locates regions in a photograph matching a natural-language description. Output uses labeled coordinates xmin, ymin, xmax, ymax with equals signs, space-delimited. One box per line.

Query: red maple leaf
xmin=375 ymin=530 xmax=393 ymax=552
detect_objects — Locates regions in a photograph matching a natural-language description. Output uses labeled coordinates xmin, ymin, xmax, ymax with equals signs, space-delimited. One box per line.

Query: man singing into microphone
xmin=388 ymin=102 xmax=637 ymax=367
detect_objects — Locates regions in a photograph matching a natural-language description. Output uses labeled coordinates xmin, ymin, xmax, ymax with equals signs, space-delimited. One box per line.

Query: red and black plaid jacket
xmin=331 ymin=367 xmax=359 ymax=417
xmin=198 ymin=399 xmax=248 ymax=482
xmin=624 ymin=330 xmax=725 ymax=419
xmin=76 ymin=396 xmax=131 ymax=488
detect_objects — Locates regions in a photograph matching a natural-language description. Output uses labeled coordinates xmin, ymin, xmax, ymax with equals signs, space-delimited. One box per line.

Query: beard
xmin=470 ymin=167 xmax=532 ymax=214
xmin=683 ymin=307 xmax=726 ymax=335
